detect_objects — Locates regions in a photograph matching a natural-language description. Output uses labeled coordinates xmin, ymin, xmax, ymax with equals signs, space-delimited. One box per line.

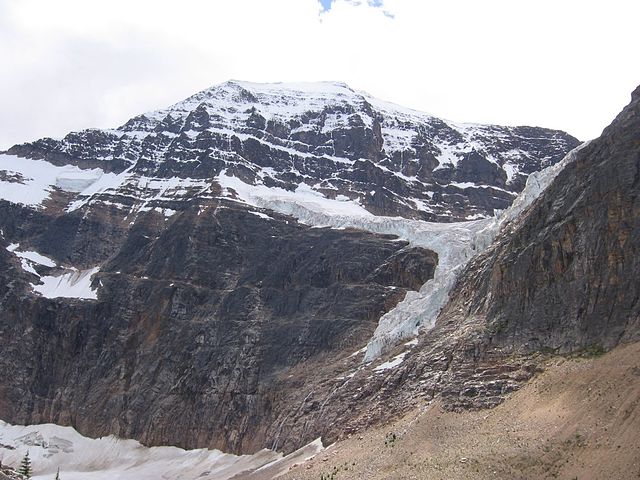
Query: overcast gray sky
xmin=1 ymin=0 xmax=639 ymax=149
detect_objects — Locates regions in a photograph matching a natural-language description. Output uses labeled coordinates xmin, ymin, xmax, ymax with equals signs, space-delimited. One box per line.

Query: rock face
xmin=0 ymin=81 xmax=582 ymax=455
xmin=0 ymin=465 xmax=22 ymax=480
xmin=461 ymin=87 xmax=640 ymax=353
xmin=0 ymin=199 xmax=436 ymax=453
xmin=421 ymin=85 xmax=640 ymax=407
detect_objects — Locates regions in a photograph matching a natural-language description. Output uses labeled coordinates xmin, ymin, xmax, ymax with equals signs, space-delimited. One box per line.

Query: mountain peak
xmin=145 ymin=79 xmax=365 ymax=127
xmin=183 ymin=79 xmax=358 ymax=106
xmin=225 ymin=79 xmax=356 ymax=94
xmin=6 ymin=79 xmax=580 ymax=223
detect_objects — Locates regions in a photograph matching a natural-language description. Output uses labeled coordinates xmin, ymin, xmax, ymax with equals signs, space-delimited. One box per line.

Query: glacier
xmin=0 ymin=154 xmax=104 ymax=207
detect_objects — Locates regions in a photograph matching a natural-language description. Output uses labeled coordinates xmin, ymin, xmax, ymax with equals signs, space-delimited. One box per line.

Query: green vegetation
xmin=573 ymin=344 xmax=606 ymax=358
xmin=319 ymin=461 xmax=355 ymax=479
xmin=18 ymin=452 xmax=32 ymax=479
xmin=384 ymin=431 xmax=397 ymax=447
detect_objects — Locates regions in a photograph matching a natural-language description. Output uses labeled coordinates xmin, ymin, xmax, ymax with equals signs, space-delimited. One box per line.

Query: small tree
xmin=54 ymin=467 xmax=61 ymax=480
xmin=18 ymin=451 xmax=32 ymax=479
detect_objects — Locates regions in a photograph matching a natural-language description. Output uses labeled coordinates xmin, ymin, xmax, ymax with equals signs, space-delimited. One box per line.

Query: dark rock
xmin=453 ymin=85 xmax=640 ymax=354
xmin=0 ymin=200 xmax=436 ymax=454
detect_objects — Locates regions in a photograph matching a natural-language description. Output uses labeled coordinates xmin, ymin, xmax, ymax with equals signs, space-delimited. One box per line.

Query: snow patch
xmin=373 ymin=351 xmax=408 ymax=372
xmin=12 ymin=249 xmax=57 ymax=268
xmin=33 ymin=267 xmax=100 ymax=300
xmin=6 ymin=244 xmax=58 ymax=276
xmin=349 ymin=346 xmax=368 ymax=358
xmin=435 ymin=142 xmax=463 ymax=168
xmin=503 ymin=162 xmax=519 ymax=183
xmin=249 ymin=211 xmax=274 ymax=221
xmin=404 ymin=338 xmax=419 ymax=347
xmin=7 ymin=243 xmax=100 ymax=300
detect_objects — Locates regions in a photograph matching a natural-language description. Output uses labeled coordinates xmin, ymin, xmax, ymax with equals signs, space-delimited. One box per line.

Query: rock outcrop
xmin=461 ymin=85 xmax=640 ymax=353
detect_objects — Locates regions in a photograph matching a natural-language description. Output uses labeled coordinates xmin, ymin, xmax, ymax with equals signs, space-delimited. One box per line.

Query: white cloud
xmin=1 ymin=0 xmax=639 ymax=149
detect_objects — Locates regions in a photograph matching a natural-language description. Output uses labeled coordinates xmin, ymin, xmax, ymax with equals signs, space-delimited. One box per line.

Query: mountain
xmin=275 ymin=85 xmax=640 ymax=480
xmin=5 ymin=81 xmax=578 ymax=222
xmin=0 ymin=81 xmax=582 ymax=456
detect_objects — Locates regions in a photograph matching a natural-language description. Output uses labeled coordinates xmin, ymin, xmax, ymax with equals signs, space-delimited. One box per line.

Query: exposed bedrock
xmin=0 ymin=200 xmax=436 ymax=453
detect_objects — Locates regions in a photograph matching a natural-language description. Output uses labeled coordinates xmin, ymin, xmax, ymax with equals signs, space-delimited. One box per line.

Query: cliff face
xmin=0 ymin=81 xmax=583 ymax=454
xmin=465 ymin=85 xmax=640 ymax=353
xmin=0 ymin=199 xmax=437 ymax=453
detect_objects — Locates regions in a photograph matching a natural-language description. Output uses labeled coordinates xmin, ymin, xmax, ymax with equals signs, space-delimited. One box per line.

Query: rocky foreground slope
xmin=0 ymin=81 xmax=586 ymax=455
xmin=280 ymin=342 xmax=640 ymax=480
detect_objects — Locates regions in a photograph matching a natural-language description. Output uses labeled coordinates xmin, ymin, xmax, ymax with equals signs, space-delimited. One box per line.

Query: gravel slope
xmin=279 ymin=341 xmax=640 ymax=480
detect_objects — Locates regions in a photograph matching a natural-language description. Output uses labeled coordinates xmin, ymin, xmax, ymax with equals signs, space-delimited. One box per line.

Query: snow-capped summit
xmin=4 ymin=80 xmax=579 ymax=222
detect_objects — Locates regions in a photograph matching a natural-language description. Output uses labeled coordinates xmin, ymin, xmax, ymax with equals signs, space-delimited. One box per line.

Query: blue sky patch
xmin=319 ymin=0 xmax=333 ymax=11
xmin=319 ymin=0 xmax=387 ymax=13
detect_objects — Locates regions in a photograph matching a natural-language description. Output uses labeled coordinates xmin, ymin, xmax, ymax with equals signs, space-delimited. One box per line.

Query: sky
xmin=0 ymin=0 xmax=639 ymax=149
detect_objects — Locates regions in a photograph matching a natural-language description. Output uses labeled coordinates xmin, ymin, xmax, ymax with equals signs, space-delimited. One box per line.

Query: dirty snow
xmin=0 ymin=421 xmax=323 ymax=480
xmin=374 ymin=351 xmax=408 ymax=372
